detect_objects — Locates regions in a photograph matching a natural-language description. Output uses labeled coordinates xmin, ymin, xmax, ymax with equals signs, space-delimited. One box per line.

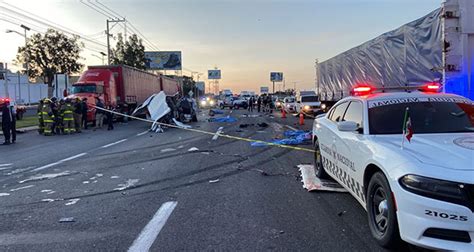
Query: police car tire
xmin=367 ymin=172 xmax=401 ymax=249
xmin=313 ymin=139 xmax=329 ymax=179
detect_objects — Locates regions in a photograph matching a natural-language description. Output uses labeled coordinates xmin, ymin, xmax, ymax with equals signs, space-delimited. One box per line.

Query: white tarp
xmin=133 ymin=91 xmax=170 ymax=121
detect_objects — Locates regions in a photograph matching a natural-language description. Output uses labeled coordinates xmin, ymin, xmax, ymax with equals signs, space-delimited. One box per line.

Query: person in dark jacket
xmin=106 ymin=105 xmax=114 ymax=130
xmin=257 ymin=96 xmax=262 ymax=113
xmin=81 ymin=98 xmax=88 ymax=129
xmin=2 ymin=101 xmax=16 ymax=145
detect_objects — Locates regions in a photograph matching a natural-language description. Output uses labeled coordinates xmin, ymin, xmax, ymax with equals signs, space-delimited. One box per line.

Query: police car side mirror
xmin=337 ymin=121 xmax=359 ymax=132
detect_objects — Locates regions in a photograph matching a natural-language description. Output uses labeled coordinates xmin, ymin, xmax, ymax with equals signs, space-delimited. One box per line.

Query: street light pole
xmin=6 ymin=24 xmax=30 ymax=103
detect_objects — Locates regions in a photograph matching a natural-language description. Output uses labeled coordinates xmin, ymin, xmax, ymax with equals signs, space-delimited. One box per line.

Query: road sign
xmin=270 ymin=72 xmax=283 ymax=82
xmin=208 ymin=70 xmax=221 ymax=79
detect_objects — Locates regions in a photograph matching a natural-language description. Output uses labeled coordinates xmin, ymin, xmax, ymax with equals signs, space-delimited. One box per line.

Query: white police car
xmin=312 ymin=83 xmax=474 ymax=251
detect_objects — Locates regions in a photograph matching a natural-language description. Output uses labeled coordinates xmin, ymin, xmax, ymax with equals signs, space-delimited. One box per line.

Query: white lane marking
xmin=285 ymin=125 xmax=298 ymax=131
xmin=32 ymin=153 xmax=87 ymax=172
xmin=128 ymin=201 xmax=178 ymax=252
xmin=212 ymin=127 xmax=224 ymax=141
xmin=20 ymin=171 xmax=71 ymax=184
xmin=136 ymin=130 xmax=149 ymax=136
xmin=100 ymin=139 xmax=128 ymax=148
xmin=10 ymin=185 xmax=35 ymax=192
xmin=0 ymin=193 xmax=11 ymax=196
xmin=0 ymin=163 xmax=12 ymax=167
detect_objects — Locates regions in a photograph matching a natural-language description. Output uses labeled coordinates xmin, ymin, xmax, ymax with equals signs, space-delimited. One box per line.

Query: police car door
xmin=336 ymin=100 xmax=366 ymax=203
xmin=321 ymin=101 xmax=349 ymax=182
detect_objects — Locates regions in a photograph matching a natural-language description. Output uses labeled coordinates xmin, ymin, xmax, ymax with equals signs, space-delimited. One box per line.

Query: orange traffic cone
xmin=281 ymin=108 xmax=286 ymax=118
xmin=299 ymin=111 xmax=305 ymax=125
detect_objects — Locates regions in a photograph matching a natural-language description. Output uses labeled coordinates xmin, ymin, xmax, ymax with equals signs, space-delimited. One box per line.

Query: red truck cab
xmin=71 ymin=68 xmax=117 ymax=121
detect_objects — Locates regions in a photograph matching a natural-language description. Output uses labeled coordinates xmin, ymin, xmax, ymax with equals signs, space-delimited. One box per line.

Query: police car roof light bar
xmin=350 ymin=82 xmax=442 ymax=96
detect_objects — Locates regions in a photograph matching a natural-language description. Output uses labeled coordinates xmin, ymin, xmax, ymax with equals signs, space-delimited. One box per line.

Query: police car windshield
xmin=369 ymin=101 xmax=474 ymax=134
xmin=71 ymin=85 xmax=97 ymax=94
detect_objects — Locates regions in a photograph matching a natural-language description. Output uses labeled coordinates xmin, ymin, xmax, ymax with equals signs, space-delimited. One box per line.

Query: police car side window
xmin=329 ymin=102 xmax=349 ymax=122
xmin=343 ymin=101 xmax=363 ymax=128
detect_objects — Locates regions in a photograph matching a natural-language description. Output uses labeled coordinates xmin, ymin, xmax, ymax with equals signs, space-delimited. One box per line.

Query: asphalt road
xmin=0 ymin=108 xmax=412 ymax=251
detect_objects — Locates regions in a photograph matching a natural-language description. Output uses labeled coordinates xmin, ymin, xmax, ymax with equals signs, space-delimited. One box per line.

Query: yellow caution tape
xmin=93 ymin=106 xmax=316 ymax=153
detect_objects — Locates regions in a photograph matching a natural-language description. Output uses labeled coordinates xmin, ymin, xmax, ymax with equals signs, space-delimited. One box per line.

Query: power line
xmin=1 ymin=3 xmax=107 ymax=48
xmin=1 ymin=15 xmax=106 ymax=54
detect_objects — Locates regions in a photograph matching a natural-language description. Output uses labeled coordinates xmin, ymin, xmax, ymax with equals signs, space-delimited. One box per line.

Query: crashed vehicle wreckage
xmin=132 ymin=92 xmax=197 ymax=132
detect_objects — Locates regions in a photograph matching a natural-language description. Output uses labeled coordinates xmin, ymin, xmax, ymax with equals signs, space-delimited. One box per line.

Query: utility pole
xmin=315 ymin=59 xmax=319 ymax=97
xmin=106 ymin=18 xmax=126 ymax=65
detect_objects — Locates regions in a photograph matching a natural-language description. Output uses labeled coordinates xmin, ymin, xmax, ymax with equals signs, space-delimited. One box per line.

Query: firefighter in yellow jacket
xmin=42 ymin=99 xmax=55 ymax=136
xmin=63 ymin=99 xmax=75 ymax=134
xmin=37 ymin=99 xmax=44 ymax=134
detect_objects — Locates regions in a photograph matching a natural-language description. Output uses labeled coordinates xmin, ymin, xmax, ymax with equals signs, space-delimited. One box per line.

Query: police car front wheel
xmin=313 ymin=139 xmax=328 ymax=179
xmin=367 ymin=172 xmax=401 ymax=248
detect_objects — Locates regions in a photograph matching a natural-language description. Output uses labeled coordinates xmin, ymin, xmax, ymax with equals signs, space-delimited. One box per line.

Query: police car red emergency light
xmin=312 ymin=83 xmax=474 ymax=250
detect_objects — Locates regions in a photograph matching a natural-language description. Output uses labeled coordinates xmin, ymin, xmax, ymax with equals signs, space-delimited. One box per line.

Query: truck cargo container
xmin=71 ymin=65 xmax=180 ymax=122
xmin=316 ymin=0 xmax=474 ymax=108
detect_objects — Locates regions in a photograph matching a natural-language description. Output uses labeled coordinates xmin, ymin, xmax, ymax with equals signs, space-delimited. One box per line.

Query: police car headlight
xmin=200 ymin=100 xmax=207 ymax=106
xmin=304 ymin=105 xmax=310 ymax=110
xmin=321 ymin=104 xmax=327 ymax=110
xmin=209 ymin=100 xmax=215 ymax=105
xmin=276 ymin=102 xmax=281 ymax=106
xmin=399 ymin=175 xmax=468 ymax=206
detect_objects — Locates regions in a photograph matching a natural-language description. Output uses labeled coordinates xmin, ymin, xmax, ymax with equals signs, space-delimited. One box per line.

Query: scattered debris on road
xmin=209 ymin=179 xmax=220 ymax=183
xmin=65 ymin=198 xmax=80 ymax=206
xmin=257 ymin=122 xmax=269 ymax=128
xmin=298 ymin=164 xmax=347 ymax=192
xmin=114 ymin=179 xmax=139 ymax=191
xmin=59 ymin=217 xmax=75 ymax=223
xmin=173 ymin=118 xmax=192 ymax=129
xmin=188 ymin=147 xmax=199 ymax=152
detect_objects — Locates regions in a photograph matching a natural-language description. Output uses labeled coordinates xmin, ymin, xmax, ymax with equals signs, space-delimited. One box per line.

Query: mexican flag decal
xmin=402 ymin=107 xmax=413 ymax=142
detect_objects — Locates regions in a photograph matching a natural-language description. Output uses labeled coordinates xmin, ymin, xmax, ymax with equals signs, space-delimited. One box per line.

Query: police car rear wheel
xmin=367 ymin=172 xmax=401 ymax=248
xmin=313 ymin=139 xmax=328 ymax=179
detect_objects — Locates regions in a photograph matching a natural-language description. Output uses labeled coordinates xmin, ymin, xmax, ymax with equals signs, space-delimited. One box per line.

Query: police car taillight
xmin=351 ymin=84 xmax=375 ymax=96
xmin=0 ymin=98 xmax=10 ymax=103
xmin=421 ymin=82 xmax=441 ymax=93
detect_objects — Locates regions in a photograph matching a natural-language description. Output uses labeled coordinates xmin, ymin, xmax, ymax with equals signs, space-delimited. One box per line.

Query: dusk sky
xmin=1 ymin=0 xmax=441 ymax=93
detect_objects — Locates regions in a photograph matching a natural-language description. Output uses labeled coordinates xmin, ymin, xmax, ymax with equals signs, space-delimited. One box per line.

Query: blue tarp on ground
xmin=209 ymin=109 xmax=224 ymax=114
xmin=251 ymin=130 xmax=312 ymax=147
xmin=208 ymin=116 xmax=237 ymax=123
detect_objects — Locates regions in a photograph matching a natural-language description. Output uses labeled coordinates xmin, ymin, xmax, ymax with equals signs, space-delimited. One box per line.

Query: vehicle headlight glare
xmin=321 ymin=104 xmax=327 ymax=109
xmin=304 ymin=105 xmax=310 ymax=110
xmin=200 ymin=100 xmax=206 ymax=105
xmin=209 ymin=100 xmax=215 ymax=105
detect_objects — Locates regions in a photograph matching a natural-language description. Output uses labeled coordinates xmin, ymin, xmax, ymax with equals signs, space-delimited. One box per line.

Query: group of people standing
xmin=37 ymin=97 xmax=88 ymax=135
xmin=38 ymin=97 xmax=113 ymax=136
xmin=247 ymin=94 xmax=274 ymax=113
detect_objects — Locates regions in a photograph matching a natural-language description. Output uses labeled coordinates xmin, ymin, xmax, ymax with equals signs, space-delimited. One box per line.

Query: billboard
xmin=208 ymin=70 xmax=221 ymax=79
xmin=144 ymin=51 xmax=182 ymax=70
xmin=270 ymin=72 xmax=283 ymax=82
xmin=260 ymin=86 xmax=269 ymax=93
